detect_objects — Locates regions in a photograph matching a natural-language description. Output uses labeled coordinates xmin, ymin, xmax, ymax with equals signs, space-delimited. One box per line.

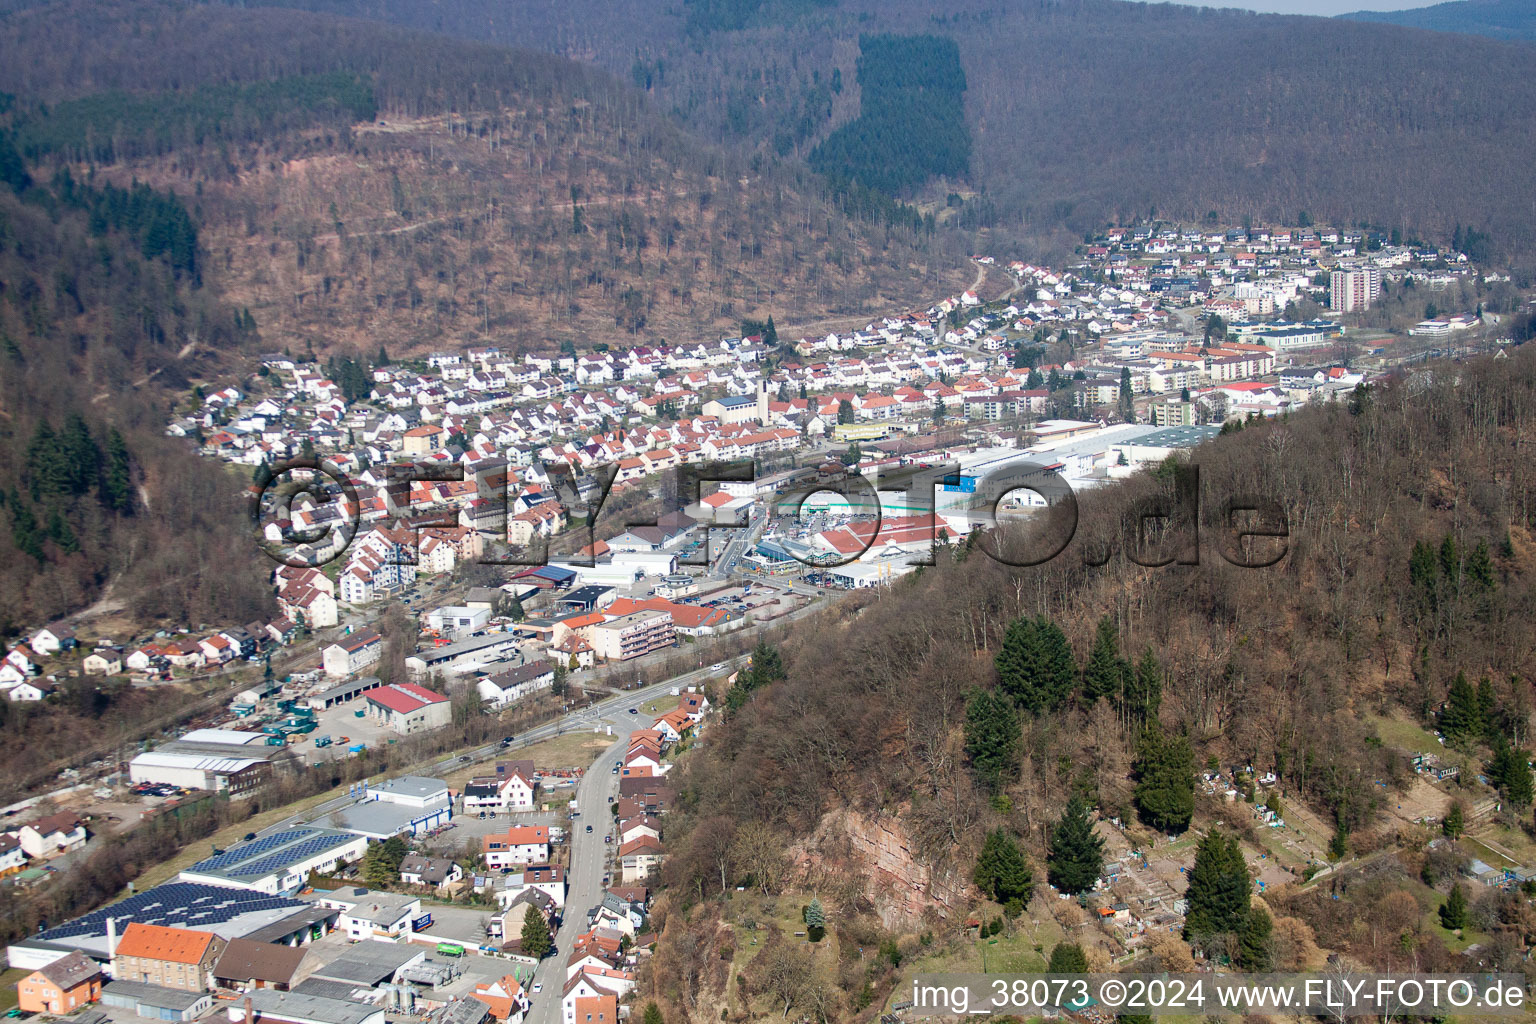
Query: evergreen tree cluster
xmin=973 ymin=827 xmax=1034 ymax=911
xmin=808 ymin=34 xmax=970 ymax=196
xmin=0 ymin=130 xmax=29 ymax=193
xmin=1132 ymin=724 xmax=1195 ymax=834
xmin=1487 ymin=738 xmax=1534 ymax=809
xmin=963 ymin=688 xmax=1019 ymax=792
xmin=9 ymin=415 xmax=133 ymax=564
xmin=53 ymin=171 xmax=199 ymax=280
xmin=325 ymin=353 xmax=375 ymax=404
xmin=724 ymin=640 xmax=785 ymax=714
xmin=1183 ymin=830 xmax=1271 ymax=968
xmin=1438 ymin=882 xmax=1468 ymax=930
xmin=1409 ymin=532 xmax=1498 ymax=635
xmin=1437 ymin=668 xmax=1524 ymax=752
xmin=1046 ymin=792 xmax=1105 ymax=895
xmin=995 ymin=615 xmax=1076 ymax=715
xmin=1046 ymin=942 xmax=1088 ymax=973
xmin=521 ymin=904 xmax=552 ymax=958
xmin=361 ymin=835 xmax=407 ymax=887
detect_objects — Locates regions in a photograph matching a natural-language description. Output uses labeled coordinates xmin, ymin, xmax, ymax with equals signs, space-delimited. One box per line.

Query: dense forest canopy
xmin=12 ymin=71 xmax=377 ymax=164
xmin=807 ymin=33 xmax=969 ymax=196
xmin=146 ymin=0 xmax=1536 ymax=261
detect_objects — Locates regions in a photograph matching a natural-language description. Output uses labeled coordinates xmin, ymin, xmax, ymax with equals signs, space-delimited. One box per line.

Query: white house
xmin=482 ymin=826 xmax=550 ymax=869
xmin=322 ymin=629 xmax=383 ymax=678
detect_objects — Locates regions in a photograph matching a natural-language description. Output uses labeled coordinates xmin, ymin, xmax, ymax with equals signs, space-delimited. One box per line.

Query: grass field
xmin=1366 ymin=713 xmax=1445 ymax=756
xmin=0 ymin=968 xmax=24 ymax=1012
xmin=895 ymin=907 xmax=1064 ymax=996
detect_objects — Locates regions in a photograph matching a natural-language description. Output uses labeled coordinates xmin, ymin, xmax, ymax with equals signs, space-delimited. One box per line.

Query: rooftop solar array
xmin=182 ymin=826 xmax=357 ymax=883
xmin=37 ymin=883 xmax=305 ymax=941
xmin=229 ymin=834 xmax=351 ymax=878
xmin=188 ymin=829 xmax=315 ymax=873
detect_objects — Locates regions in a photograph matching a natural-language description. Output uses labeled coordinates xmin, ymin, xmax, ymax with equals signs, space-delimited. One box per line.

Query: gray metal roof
xmin=101 ymin=980 xmax=209 ymax=1011
xmin=1127 ymin=424 xmax=1222 ymax=448
xmin=307 ymin=939 xmax=423 ymax=985
xmin=310 ymin=802 xmax=433 ymax=839
xmin=245 ymin=988 xmax=384 ymax=1024
xmin=370 ymin=775 xmax=449 ymax=801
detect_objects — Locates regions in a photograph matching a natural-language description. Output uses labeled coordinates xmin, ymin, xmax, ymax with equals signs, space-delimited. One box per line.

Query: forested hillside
xmin=0 ymin=0 xmax=967 ymax=354
xmin=1343 ymin=0 xmax=1536 ymax=42
xmin=650 ymin=349 xmax=1536 ymax=1015
xmin=191 ymin=0 xmax=1536 ymax=260
xmin=0 ymin=138 xmax=271 ymax=629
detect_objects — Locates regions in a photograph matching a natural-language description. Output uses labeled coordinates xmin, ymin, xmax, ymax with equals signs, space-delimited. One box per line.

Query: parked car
xmin=585 ymin=825 xmax=593 ymax=833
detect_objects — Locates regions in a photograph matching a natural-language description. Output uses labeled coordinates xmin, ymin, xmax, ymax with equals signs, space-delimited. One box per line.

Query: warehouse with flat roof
xmin=6 ymin=883 xmax=330 ymax=971
xmin=404 ymin=633 xmax=519 ymax=676
xmin=179 ymin=828 xmax=366 ymax=896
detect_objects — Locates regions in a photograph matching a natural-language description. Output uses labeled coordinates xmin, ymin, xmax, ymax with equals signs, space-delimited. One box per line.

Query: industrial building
xmin=424 ymin=606 xmax=492 ymax=636
xmin=364 ymin=683 xmax=452 ymax=735
xmin=308 ymin=802 xmax=447 ymax=841
xmin=102 ymin=980 xmax=212 ymax=1021
xmin=129 ymin=729 xmax=276 ymax=797
xmin=179 ymin=828 xmax=367 ymax=895
xmin=235 ymin=988 xmax=387 ymax=1024
xmin=321 ymin=630 xmax=383 ymax=679
xmin=404 ymin=633 xmax=519 ymax=676
xmin=304 ymin=677 xmax=383 ymax=710
xmin=6 ymin=883 xmax=333 ymax=972
xmin=366 ymin=776 xmax=450 ymax=811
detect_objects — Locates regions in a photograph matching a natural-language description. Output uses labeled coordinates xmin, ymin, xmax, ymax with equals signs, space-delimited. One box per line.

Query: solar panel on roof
xmin=229 ymin=835 xmax=350 ymax=878
xmin=36 ymin=883 xmax=305 ymax=941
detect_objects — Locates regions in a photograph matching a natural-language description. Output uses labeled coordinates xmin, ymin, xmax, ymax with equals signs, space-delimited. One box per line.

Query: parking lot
xmin=302 ymin=696 xmax=399 ymax=761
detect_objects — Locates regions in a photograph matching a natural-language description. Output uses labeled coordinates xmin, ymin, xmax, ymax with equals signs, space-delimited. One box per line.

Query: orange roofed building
xmin=111 ymin=922 xmax=225 ymax=992
xmin=470 ymin=973 xmax=530 ymax=1020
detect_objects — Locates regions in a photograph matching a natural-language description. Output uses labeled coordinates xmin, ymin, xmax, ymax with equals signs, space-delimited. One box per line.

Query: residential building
xmin=476 ymin=662 xmax=554 ymax=709
xmin=16 ymin=952 xmax=102 ymax=1014
xmin=590 ymin=610 xmax=673 ymax=662
xmin=483 ymin=826 xmax=551 ymax=869
xmin=398 ymin=855 xmax=463 ymax=890
xmin=322 ymin=630 xmax=383 ymax=678
xmin=17 ymin=813 xmax=86 ymax=858
xmin=1329 ymin=267 xmax=1381 ymax=312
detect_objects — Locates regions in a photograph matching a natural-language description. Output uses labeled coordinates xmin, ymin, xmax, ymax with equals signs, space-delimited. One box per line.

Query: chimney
xmin=106 ymin=917 xmax=117 ymax=959
xmin=244 ymin=996 xmax=254 ymax=1024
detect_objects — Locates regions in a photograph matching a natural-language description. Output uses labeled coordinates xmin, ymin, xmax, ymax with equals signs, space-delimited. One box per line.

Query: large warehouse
xmin=178 ymin=828 xmax=367 ymax=896
xmin=364 ymin=683 xmax=452 ymax=736
xmin=5 ymin=882 xmax=334 ymax=971
xmin=403 ymin=633 xmax=518 ymax=677
xmin=129 ymin=729 xmax=276 ymax=796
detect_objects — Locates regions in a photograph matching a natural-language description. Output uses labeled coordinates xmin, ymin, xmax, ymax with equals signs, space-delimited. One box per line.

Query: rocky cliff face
xmin=791 ymin=808 xmax=968 ymax=929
